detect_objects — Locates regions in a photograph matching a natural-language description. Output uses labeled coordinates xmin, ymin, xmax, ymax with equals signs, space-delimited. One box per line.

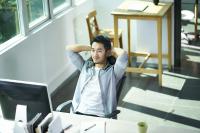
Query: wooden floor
xmin=117 ymin=44 xmax=200 ymax=130
xmin=51 ymin=44 xmax=200 ymax=130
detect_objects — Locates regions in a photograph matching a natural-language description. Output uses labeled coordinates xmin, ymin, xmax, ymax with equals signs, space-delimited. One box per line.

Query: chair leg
xmin=119 ymin=36 xmax=123 ymax=48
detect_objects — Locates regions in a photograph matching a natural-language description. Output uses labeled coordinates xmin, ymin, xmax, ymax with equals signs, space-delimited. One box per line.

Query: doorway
xmin=175 ymin=0 xmax=200 ymax=67
xmin=181 ymin=0 xmax=200 ymax=45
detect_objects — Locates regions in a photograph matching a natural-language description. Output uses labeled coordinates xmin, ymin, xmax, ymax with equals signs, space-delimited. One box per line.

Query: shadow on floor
xmin=119 ymin=101 xmax=200 ymax=128
xmin=178 ymin=79 xmax=200 ymax=100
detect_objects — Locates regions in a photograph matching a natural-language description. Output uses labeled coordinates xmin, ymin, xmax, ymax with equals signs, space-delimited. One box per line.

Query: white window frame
xmin=0 ymin=0 xmax=73 ymax=52
xmin=28 ymin=0 xmax=50 ymax=30
xmin=0 ymin=0 xmax=26 ymax=52
xmin=74 ymin=0 xmax=87 ymax=6
xmin=52 ymin=0 xmax=72 ymax=15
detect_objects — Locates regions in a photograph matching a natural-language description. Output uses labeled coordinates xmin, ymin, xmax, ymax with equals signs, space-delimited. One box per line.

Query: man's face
xmin=91 ymin=42 xmax=109 ymax=65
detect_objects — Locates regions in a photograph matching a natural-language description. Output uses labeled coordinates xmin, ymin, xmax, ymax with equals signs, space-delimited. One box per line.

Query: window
xmin=52 ymin=0 xmax=71 ymax=14
xmin=53 ymin=0 xmax=66 ymax=8
xmin=26 ymin=0 xmax=49 ymax=28
xmin=0 ymin=0 xmax=72 ymax=45
xmin=0 ymin=0 xmax=20 ymax=44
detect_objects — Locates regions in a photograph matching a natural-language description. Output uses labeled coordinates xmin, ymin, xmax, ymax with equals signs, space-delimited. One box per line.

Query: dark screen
xmin=0 ymin=79 xmax=52 ymax=122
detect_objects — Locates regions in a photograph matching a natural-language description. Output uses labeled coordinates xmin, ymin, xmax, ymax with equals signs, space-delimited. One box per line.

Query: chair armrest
xmin=116 ymin=74 xmax=126 ymax=102
xmin=56 ymin=100 xmax=72 ymax=112
xmin=104 ymin=110 xmax=120 ymax=119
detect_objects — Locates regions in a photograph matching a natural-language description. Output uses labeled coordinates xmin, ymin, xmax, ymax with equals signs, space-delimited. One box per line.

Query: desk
xmin=0 ymin=118 xmax=15 ymax=133
xmin=111 ymin=0 xmax=173 ymax=86
xmin=51 ymin=112 xmax=137 ymax=133
xmin=1 ymin=112 xmax=200 ymax=133
xmin=44 ymin=112 xmax=200 ymax=133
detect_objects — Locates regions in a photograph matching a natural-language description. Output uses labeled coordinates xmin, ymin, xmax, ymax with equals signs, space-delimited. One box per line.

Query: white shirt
xmin=76 ymin=67 xmax=104 ymax=116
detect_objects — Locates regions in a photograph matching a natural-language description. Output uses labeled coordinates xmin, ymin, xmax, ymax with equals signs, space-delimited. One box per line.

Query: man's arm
xmin=111 ymin=47 xmax=127 ymax=58
xmin=66 ymin=44 xmax=91 ymax=53
xmin=66 ymin=44 xmax=91 ymax=71
xmin=112 ymin=48 xmax=128 ymax=83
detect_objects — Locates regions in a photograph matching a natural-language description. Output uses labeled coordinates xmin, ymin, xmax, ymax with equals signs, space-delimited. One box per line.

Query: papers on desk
xmin=48 ymin=115 xmax=72 ymax=133
xmin=37 ymin=113 xmax=53 ymax=133
xmin=117 ymin=1 xmax=148 ymax=12
xmin=27 ymin=113 xmax=42 ymax=133
xmin=80 ymin=121 xmax=106 ymax=133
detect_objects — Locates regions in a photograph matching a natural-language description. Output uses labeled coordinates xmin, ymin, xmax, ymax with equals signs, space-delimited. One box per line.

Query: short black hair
xmin=91 ymin=35 xmax=112 ymax=50
xmin=90 ymin=35 xmax=116 ymax=65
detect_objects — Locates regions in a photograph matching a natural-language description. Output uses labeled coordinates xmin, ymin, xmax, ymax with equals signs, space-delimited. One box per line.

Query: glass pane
xmin=52 ymin=0 xmax=71 ymax=13
xmin=52 ymin=0 xmax=66 ymax=8
xmin=0 ymin=0 xmax=20 ymax=44
xmin=26 ymin=0 xmax=45 ymax=23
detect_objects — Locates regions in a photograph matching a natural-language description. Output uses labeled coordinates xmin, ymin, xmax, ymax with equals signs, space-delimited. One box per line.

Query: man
xmin=66 ymin=35 xmax=128 ymax=117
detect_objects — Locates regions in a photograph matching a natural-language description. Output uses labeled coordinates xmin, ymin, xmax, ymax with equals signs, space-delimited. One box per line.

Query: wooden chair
xmin=86 ymin=10 xmax=123 ymax=48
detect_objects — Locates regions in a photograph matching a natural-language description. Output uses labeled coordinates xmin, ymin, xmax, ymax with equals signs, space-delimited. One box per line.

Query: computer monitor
xmin=0 ymin=79 xmax=52 ymax=122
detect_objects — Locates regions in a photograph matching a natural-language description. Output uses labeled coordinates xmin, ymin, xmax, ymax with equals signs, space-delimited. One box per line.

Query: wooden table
xmin=111 ymin=0 xmax=173 ymax=86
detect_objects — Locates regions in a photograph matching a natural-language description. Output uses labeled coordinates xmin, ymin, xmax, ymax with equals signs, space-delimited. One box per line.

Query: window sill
xmin=0 ymin=35 xmax=26 ymax=55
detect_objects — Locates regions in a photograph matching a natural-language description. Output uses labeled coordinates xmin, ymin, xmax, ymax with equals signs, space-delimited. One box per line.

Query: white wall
xmin=0 ymin=0 xmax=94 ymax=94
xmin=73 ymin=0 xmax=95 ymax=44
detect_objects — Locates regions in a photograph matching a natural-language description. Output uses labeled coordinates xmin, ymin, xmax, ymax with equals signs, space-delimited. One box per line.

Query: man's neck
xmin=95 ymin=62 xmax=107 ymax=69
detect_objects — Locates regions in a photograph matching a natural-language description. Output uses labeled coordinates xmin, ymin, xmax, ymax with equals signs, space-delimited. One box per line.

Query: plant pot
xmin=153 ymin=0 xmax=159 ymax=5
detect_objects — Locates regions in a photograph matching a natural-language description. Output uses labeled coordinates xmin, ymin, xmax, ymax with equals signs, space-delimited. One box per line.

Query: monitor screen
xmin=0 ymin=79 xmax=52 ymax=122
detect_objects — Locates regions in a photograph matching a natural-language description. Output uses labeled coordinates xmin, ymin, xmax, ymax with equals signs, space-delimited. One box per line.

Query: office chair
xmin=56 ymin=73 xmax=126 ymax=119
xmin=86 ymin=10 xmax=123 ymax=48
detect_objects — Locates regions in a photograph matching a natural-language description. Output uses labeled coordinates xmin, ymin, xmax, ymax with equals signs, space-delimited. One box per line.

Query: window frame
xmin=0 ymin=0 xmax=73 ymax=49
xmin=28 ymin=0 xmax=50 ymax=30
xmin=52 ymin=0 xmax=72 ymax=15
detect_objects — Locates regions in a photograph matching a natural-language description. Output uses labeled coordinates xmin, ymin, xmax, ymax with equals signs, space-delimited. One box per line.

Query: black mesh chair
xmin=56 ymin=74 xmax=126 ymax=119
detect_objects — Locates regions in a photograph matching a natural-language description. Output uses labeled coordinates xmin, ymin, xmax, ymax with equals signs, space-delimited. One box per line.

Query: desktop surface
xmin=0 ymin=118 xmax=14 ymax=133
xmin=1 ymin=112 xmax=199 ymax=133
xmin=47 ymin=112 xmax=200 ymax=133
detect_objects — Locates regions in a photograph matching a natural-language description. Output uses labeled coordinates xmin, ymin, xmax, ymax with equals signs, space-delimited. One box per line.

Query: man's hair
xmin=90 ymin=35 xmax=116 ymax=65
xmin=91 ymin=35 xmax=111 ymax=50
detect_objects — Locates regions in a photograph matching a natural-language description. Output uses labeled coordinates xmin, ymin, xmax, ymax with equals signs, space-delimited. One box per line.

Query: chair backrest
xmin=86 ymin=10 xmax=100 ymax=42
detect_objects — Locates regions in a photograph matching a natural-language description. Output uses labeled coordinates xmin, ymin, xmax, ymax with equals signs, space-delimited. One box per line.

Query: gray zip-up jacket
xmin=67 ymin=50 xmax=128 ymax=116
